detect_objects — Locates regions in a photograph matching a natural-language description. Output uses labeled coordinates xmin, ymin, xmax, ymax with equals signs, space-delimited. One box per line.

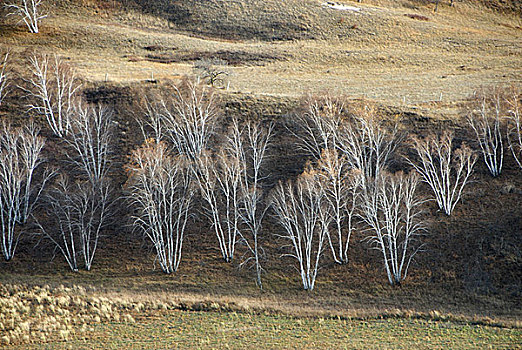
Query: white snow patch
xmin=322 ymin=2 xmax=361 ymax=12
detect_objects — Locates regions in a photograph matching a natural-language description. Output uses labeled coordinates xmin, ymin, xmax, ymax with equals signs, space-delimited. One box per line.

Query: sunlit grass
xmin=32 ymin=311 xmax=522 ymax=350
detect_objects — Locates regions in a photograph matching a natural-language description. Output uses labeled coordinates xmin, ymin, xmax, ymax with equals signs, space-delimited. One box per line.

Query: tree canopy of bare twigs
xmin=272 ymin=167 xmax=331 ymax=291
xmin=141 ymin=81 xmax=243 ymax=263
xmin=195 ymin=150 xmax=241 ymax=263
xmin=0 ymin=122 xmax=50 ymax=261
xmin=337 ymin=104 xmax=400 ymax=192
xmin=292 ymin=98 xmax=399 ymax=265
xmin=38 ymin=175 xmax=111 ymax=271
xmin=167 ymin=83 xmax=218 ymax=160
xmin=66 ymin=103 xmax=113 ymax=185
xmin=506 ymin=87 xmax=522 ymax=169
xmin=38 ymin=102 xmax=115 ymax=271
xmin=193 ymin=58 xmax=229 ymax=88
xmin=194 ymin=118 xmax=273 ymax=272
xmin=23 ymin=54 xmax=81 ymax=137
xmin=4 ymin=0 xmax=47 ymax=34
xmin=407 ymin=132 xmax=476 ymax=216
xmin=0 ymin=51 xmax=10 ymax=106
xmin=467 ymin=88 xmax=505 ymax=177
xmin=231 ymin=119 xmax=273 ymax=289
xmin=361 ymin=171 xmax=425 ymax=286
xmin=317 ymin=149 xmax=360 ymax=265
xmin=292 ymin=94 xmax=344 ymax=160
xmin=146 ymin=81 xmax=219 ymax=161
xmin=127 ymin=141 xmax=194 ymax=274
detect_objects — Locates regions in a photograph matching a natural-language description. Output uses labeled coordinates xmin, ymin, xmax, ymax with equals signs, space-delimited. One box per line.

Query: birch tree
xmin=506 ymin=88 xmax=522 ymax=169
xmin=337 ymin=105 xmax=399 ymax=192
xmin=160 ymin=81 xmax=218 ymax=161
xmin=317 ymin=149 xmax=360 ymax=265
xmin=467 ymin=89 xmax=504 ymax=177
xmin=4 ymin=0 xmax=47 ymax=34
xmin=195 ymin=150 xmax=241 ymax=262
xmin=23 ymin=54 xmax=81 ymax=137
xmin=127 ymin=141 xmax=194 ymax=274
xmin=272 ymin=167 xmax=331 ymax=291
xmin=228 ymin=119 xmax=273 ymax=289
xmin=38 ymin=174 xmax=111 ymax=271
xmin=39 ymin=103 xmax=115 ymax=271
xmin=292 ymin=94 xmax=344 ymax=160
xmin=407 ymin=132 xmax=476 ymax=215
xmin=0 ymin=122 xmax=50 ymax=261
xmin=66 ymin=103 xmax=112 ymax=186
xmin=292 ymin=98 xmax=398 ymax=265
xmin=140 ymin=81 xmax=232 ymax=261
xmin=0 ymin=51 xmax=10 ymax=105
xmin=361 ymin=172 xmax=425 ymax=286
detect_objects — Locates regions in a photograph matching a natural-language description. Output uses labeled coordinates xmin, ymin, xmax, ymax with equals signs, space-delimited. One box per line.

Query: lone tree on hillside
xmin=193 ymin=58 xmax=229 ymax=88
xmin=4 ymin=0 xmax=47 ymax=34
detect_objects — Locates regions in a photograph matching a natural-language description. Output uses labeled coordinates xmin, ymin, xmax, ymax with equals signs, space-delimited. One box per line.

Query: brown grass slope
xmin=1 ymin=0 xmax=520 ymax=104
xmin=118 ymin=0 xmax=522 ymax=41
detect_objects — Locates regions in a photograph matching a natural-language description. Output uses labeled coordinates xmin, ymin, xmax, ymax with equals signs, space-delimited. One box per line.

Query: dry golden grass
xmin=0 ymin=284 xmax=136 ymax=346
xmin=0 ymin=0 xmax=519 ymax=110
xmin=0 ymin=282 xmax=519 ymax=347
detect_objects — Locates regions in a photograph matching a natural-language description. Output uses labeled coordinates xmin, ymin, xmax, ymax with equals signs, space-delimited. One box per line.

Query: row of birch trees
xmin=0 ymin=52 xmax=520 ymax=290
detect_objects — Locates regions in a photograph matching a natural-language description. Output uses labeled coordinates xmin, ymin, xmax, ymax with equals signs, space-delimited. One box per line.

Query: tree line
xmin=0 ymin=53 xmax=520 ymax=290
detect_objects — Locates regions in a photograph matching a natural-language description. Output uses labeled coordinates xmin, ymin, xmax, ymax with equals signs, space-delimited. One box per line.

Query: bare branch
xmin=291 ymin=94 xmax=344 ymax=160
xmin=66 ymin=103 xmax=113 ymax=186
xmin=506 ymin=87 xmax=522 ymax=169
xmin=4 ymin=0 xmax=47 ymax=34
xmin=22 ymin=54 xmax=81 ymax=137
xmin=161 ymin=81 xmax=219 ymax=161
xmin=337 ymin=104 xmax=400 ymax=192
xmin=0 ymin=121 xmax=50 ymax=261
xmin=193 ymin=58 xmax=230 ymax=88
xmin=0 ymin=50 xmax=10 ymax=105
xmin=467 ymin=88 xmax=505 ymax=177
xmin=360 ymin=171 xmax=426 ymax=286
xmin=127 ymin=141 xmax=194 ymax=274
xmin=407 ymin=131 xmax=476 ymax=216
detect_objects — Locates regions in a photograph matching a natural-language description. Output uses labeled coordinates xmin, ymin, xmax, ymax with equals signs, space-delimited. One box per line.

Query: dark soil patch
xmin=404 ymin=13 xmax=430 ymax=21
xmin=83 ymin=85 xmax=133 ymax=105
xmin=143 ymin=45 xmax=177 ymax=52
xmin=142 ymin=50 xmax=286 ymax=66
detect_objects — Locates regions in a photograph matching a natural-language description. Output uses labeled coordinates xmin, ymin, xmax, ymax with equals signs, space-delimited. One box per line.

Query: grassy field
xmin=28 ymin=313 xmax=522 ymax=349
xmin=1 ymin=283 xmax=520 ymax=349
